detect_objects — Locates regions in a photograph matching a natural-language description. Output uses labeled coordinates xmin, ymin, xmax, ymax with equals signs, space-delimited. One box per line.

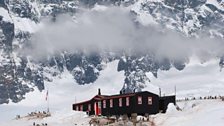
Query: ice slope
xmin=0 ymin=60 xmax=125 ymax=122
xmin=145 ymin=57 xmax=224 ymax=99
xmin=0 ymin=8 xmax=12 ymax=23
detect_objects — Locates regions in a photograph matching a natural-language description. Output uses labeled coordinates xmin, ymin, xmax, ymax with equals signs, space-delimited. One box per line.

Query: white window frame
xmin=148 ymin=97 xmax=152 ymax=105
xmin=110 ymin=99 xmax=113 ymax=108
xmin=88 ymin=104 xmax=91 ymax=111
xmin=126 ymin=97 xmax=129 ymax=106
xmin=76 ymin=106 xmax=79 ymax=111
xmin=103 ymin=100 xmax=106 ymax=108
xmin=119 ymin=98 xmax=122 ymax=107
xmin=138 ymin=96 xmax=142 ymax=105
xmin=98 ymin=101 xmax=101 ymax=108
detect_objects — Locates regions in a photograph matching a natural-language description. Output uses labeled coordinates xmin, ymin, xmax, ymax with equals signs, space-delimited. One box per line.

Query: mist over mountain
xmin=0 ymin=0 xmax=223 ymax=104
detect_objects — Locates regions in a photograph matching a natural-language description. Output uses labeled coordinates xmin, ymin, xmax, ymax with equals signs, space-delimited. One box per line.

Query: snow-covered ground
xmin=1 ymin=100 xmax=224 ymax=126
xmin=1 ymin=58 xmax=224 ymax=125
xmin=0 ymin=110 xmax=90 ymax=126
xmin=153 ymin=99 xmax=224 ymax=126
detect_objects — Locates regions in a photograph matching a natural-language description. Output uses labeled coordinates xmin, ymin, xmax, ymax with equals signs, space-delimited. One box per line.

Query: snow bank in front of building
xmin=1 ymin=100 xmax=224 ymax=126
xmin=153 ymin=100 xmax=224 ymax=126
xmin=165 ymin=103 xmax=177 ymax=113
xmin=0 ymin=109 xmax=90 ymax=126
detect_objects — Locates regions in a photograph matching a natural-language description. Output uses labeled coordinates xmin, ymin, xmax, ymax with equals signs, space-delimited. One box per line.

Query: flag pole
xmin=46 ymin=85 xmax=50 ymax=113
xmin=47 ymin=89 xmax=49 ymax=113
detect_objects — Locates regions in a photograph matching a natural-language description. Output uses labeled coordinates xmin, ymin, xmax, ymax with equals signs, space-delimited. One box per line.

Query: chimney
xmin=133 ymin=89 xmax=135 ymax=93
xmin=98 ymin=88 xmax=101 ymax=95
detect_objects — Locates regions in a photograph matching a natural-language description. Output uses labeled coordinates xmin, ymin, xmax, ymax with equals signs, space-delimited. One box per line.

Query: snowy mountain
xmin=0 ymin=0 xmax=224 ymax=104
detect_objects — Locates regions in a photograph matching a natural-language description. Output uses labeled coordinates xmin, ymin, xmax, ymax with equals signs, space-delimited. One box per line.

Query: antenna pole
xmin=159 ymin=88 xmax=161 ymax=97
xmin=175 ymin=85 xmax=176 ymax=96
xmin=175 ymin=85 xmax=177 ymax=105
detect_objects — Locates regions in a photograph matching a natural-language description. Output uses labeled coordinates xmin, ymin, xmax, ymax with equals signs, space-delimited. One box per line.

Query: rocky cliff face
xmin=0 ymin=0 xmax=223 ymax=104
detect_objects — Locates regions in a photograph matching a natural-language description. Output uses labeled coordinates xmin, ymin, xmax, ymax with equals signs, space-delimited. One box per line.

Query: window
xmin=98 ymin=101 xmax=101 ymax=108
xmin=88 ymin=104 xmax=91 ymax=111
xmin=110 ymin=99 xmax=113 ymax=108
xmin=126 ymin=97 xmax=129 ymax=106
xmin=103 ymin=100 xmax=106 ymax=108
xmin=76 ymin=106 xmax=79 ymax=111
xmin=80 ymin=105 xmax=83 ymax=111
xmin=119 ymin=98 xmax=122 ymax=107
xmin=138 ymin=96 xmax=142 ymax=104
xmin=148 ymin=97 xmax=152 ymax=105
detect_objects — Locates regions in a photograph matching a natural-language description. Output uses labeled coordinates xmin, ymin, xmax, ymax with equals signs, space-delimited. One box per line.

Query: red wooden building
xmin=72 ymin=89 xmax=175 ymax=116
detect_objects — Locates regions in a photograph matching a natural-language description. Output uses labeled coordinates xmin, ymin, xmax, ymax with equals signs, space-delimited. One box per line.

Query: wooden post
xmin=131 ymin=113 xmax=137 ymax=126
xmin=122 ymin=114 xmax=128 ymax=125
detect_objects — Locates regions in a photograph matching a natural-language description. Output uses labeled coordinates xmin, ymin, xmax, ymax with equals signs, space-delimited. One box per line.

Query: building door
xmin=94 ymin=102 xmax=102 ymax=116
xmin=94 ymin=102 xmax=98 ymax=115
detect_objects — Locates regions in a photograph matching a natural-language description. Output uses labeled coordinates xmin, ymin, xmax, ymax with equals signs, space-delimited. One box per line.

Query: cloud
xmin=25 ymin=6 xmax=224 ymax=62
